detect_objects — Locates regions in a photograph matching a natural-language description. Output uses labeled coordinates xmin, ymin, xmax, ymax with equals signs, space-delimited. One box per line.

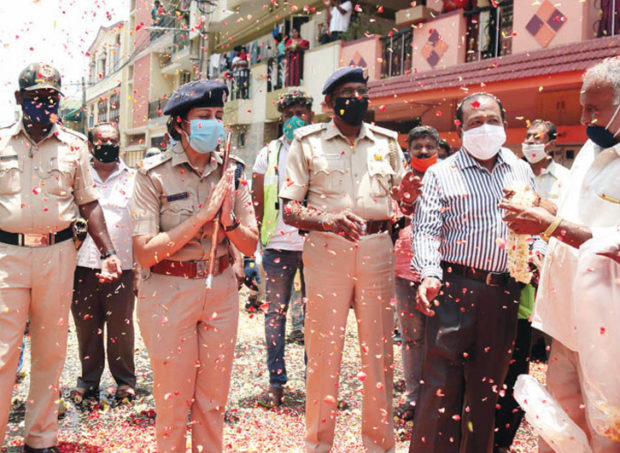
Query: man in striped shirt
xmin=410 ymin=93 xmax=536 ymax=453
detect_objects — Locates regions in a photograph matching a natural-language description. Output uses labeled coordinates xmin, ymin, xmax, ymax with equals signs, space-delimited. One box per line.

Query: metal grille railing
xmin=380 ymin=29 xmax=413 ymax=78
xmin=465 ymin=1 xmax=513 ymax=62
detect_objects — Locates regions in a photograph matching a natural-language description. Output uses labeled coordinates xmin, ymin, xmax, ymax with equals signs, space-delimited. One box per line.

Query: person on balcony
xmin=323 ymin=0 xmax=353 ymax=43
xmin=284 ymin=29 xmax=308 ymax=87
xmin=280 ymin=66 xmax=422 ymax=453
xmin=285 ymin=28 xmax=309 ymax=52
xmin=231 ymin=47 xmax=250 ymax=99
xmin=252 ymin=90 xmax=314 ymax=408
xmin=151 ymin=0 xmax=163 ymax=26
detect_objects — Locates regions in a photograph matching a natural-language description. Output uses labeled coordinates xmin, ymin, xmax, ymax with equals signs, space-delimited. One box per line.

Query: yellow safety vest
xmin=260 ymin=139 xmax=283 ymax=246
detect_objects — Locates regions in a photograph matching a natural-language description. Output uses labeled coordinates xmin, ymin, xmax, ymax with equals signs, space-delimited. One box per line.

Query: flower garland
xmin=505 ymin=182 xmax=537 ymax=284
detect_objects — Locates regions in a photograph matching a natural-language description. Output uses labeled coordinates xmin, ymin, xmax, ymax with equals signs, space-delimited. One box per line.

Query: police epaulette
xmin=293 ymin=123 xmax=326 ymax=140
xmin=58 ymin=125 xmax=88 ymax=141
xmin=367 ymin=123 xmax=398 ymax=139
xmin=138 ymin=151 xmax=173 ymax=174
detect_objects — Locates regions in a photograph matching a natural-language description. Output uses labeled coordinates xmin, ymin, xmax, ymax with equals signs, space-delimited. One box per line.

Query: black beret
xmin=163 ymin=80 xmax=229 ymax=116
xmin=321 ymin=66 xmax=368 ymax=95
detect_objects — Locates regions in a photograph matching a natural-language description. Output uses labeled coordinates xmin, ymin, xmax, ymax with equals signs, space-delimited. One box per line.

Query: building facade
xmin=86 ymin=21 xmax=129 ymax=137
xmin=105 ymin=0 xmax=620 ymax=168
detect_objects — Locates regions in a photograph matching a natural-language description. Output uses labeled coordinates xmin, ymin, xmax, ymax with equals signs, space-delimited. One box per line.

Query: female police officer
xmin=130 ymin=80 xmax=257 ymax=452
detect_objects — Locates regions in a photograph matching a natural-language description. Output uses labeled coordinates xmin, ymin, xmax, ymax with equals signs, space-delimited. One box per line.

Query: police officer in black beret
xmin=130 ymin=79 xmax=258 ymax=453
xmin=279 ymin=66 xmax=422 ymax=452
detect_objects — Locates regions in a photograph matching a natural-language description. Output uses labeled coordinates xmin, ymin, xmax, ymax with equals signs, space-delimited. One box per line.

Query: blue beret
xmin=163 ymin=80 xmax=229 ymax=116
xmin=321 ymin=66 xmax=368 ymax=95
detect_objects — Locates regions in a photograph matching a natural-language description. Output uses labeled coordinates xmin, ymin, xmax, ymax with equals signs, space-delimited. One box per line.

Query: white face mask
xmin=521 ymin=143 xmax=547 ymax=164
xmin=462 ymin=124 xmax=506 ymax=160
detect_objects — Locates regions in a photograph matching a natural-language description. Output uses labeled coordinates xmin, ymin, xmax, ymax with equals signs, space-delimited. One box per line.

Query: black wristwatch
xmin=223 ymin=213 xmax=240 ymax=232
xmin=100 ymin=249 xmax=117 ymax=260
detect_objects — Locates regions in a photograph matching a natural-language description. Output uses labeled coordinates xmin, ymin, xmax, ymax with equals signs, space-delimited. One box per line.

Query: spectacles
xmin=332 ymin=88 xmax=368 ymax=97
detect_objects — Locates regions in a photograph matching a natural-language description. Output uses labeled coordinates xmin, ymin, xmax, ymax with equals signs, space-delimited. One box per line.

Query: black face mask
xmin=93 ymin=144 xmax=120 ymax=163
xmin=334 ymin=97 xmax=369 ymax=126
xmin=586 ymin=126 xmax=618 ymax=149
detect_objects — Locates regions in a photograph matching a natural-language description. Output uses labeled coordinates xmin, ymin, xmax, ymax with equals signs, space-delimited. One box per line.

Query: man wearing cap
xmin=0 ymin=63 xmax=121 ymax=452
xmin=281 ymin=67 xmax=421 ymax=452
xmin=70 ymin=123 xmax=137 ymax=406
xmin=252 ymin=90 xmax=313 ymax=408
xmin=131 ymin=79 xmax=257 ymax=452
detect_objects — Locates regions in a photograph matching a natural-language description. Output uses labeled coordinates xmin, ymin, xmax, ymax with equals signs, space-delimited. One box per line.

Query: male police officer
xmin=0 ymin=63 xmax=121 ymax=452
xmin=281 ymin=67 xmax=421 ymax=453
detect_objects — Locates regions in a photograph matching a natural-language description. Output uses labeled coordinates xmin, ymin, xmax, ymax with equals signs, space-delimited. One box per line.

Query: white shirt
xmin=534 ymin=160 xmax=570 ymax=201
xmin=77 ymin=161 xmax=136 ymax=270
xmin=533 ymin=140 xmax=620 ymax=350
xmin=253 ymin=137 xmax=305 ymax=251
xmin=329 ymin=1 xmax=353 ymax=33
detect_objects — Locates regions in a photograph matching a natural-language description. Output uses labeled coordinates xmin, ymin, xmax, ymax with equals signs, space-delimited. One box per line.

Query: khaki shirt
xmin=130 ymin=145 xmax=256 ymax=262
xmin=0 ymin=121 xmax=98 ymax=234
xmin=281 ymin=120 xmax=406 ymax=220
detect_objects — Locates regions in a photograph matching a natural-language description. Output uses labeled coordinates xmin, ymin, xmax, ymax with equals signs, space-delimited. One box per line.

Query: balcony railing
xmin=597 ymin=0 xmax=619 ymax=37
xmin=109 ymin=108 xmax=120 ymax=124
xmin=148 ymin=97 xmax=169 ymax=119
xmin=267 ymin=50 xmax=305 ymax=92
xmin=380 ymin=30 xmax=413 ymax=78
xmin=465 ymin=0 xmax=513 ymax=63
xmin=173 ymin=26 xmax=189 ymax=54
xmin=150 ymin=15 xmax=176 ymax=41
xmin=228 ymin=68 xmax=250 ymax=100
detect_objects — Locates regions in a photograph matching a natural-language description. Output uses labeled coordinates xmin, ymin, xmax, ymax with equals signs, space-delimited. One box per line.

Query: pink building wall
xmin=132 ymin=54 xmax=150 ymax=129
xmin=340 ymin=36 xmax=383 ymax=81
xmin=512 ymin=0 xmax=596 ymax=54
xmin=411 ymin=10 xmax=467 ymax=72
xmin=130 ymin=0 xmax=155 ymax=129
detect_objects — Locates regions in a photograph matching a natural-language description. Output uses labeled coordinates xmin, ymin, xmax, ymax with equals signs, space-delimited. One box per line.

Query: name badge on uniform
xmin=0 ymin=154 xmax=18 ymax=161
xmin=166 ymin=192 xmax=189 ymax=202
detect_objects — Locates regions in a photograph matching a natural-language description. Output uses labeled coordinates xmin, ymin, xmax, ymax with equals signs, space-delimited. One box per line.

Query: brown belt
xmin=365 ymin=220 xmax=390 ymax=235
xmin=151 ymin=256 xmax=231 ymax=279
xmin=441 ymin=262 xmax=511 ymax=287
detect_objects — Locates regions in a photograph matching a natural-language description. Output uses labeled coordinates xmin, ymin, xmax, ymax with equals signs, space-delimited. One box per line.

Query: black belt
xmin=0 ymin=227 xmax=74 ymax=247
xmin=441 ymin=262 xmax=511 ymax=287
xmin=365 ymin=220 xmax=390 ymax=235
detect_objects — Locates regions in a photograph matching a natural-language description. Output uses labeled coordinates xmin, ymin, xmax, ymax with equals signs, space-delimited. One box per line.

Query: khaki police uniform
xmin=0 ymin=121 xmax=98 ymax=448
xmin=130 ymin=145 xmax=255 ymax=453
xmin=281 ymin=120 xmax=406 ymax=453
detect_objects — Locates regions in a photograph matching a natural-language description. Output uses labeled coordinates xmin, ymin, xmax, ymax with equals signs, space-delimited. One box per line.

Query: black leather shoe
xmin=24 ymin=445 xmax=60 ymax=453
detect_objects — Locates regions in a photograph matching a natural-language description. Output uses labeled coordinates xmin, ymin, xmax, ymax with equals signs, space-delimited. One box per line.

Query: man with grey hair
xmin=500 ymin=57 xmax=620 ymax=452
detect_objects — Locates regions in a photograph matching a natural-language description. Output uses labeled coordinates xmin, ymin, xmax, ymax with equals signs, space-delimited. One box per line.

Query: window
xmin=465 ymin=0 xmax=513 ymax=62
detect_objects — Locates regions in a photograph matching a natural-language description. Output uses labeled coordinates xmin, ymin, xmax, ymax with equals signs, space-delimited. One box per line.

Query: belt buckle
xmin=485 ymin=272 xmax=500 ymax=287
xmin=195 ymin=260 xmax=208 ymax=279
xmin=23 ymin=234 xmax=49 ymax=247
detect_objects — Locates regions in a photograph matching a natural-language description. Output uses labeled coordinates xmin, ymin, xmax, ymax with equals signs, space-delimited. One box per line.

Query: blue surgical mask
xmin=586 ymin=103 xmax=620 ymax=149
xmin=186 ymin=119 xmax=225 ymax=154
xmin=22 ymin=98 xmax=59 ymax=124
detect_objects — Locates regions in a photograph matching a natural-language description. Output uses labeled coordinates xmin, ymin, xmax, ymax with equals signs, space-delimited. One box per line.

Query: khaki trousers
xmin=138 ymin=267 xmax=239 ymax=453
xmin=303 ymin=231 xmax=395 ymax=453
xmin=0 ymin=240 xmax=76 ymax=448
xmin=540 ymin=340 xmax=620 ymax=453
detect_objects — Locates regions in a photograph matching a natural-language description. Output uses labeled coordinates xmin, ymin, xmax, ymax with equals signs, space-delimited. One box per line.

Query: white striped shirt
xmin=412 ymin=148 xmax=536 ymax=281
